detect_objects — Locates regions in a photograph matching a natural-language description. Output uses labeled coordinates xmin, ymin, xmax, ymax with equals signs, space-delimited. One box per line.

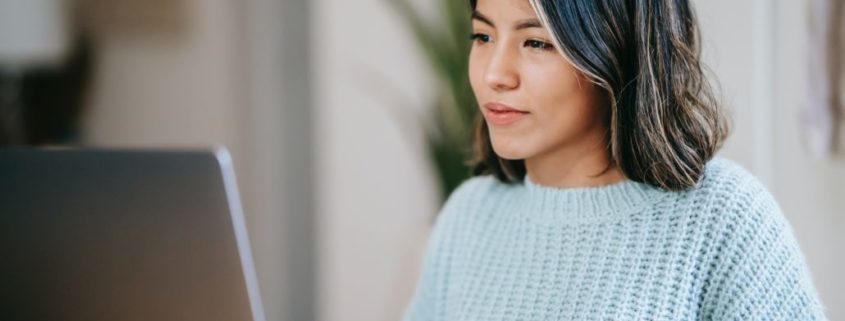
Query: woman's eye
xmin=469 ymin=33 xmax=491 ymax=44
xmin=524 ymin=39 xmax=554 ymax=51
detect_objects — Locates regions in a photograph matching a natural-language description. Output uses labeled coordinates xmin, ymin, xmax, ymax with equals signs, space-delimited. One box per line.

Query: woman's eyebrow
xmin=514 ymin=19 xmax=542 ymax=30
xmin=471 ymin=11 xmax=543 ymax=31
xmin=471 ymin=11 xmax=495 ymax=27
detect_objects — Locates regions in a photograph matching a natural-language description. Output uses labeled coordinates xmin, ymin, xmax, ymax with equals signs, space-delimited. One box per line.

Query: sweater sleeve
xmin=401 ymin=177 xmax=486 ymax=321
xmin=703 ymin=181 xmax=829 ymax=321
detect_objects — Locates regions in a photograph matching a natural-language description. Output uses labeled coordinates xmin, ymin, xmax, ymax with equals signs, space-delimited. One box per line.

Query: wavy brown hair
xmin=468 ymin=0 xmax=731 ymax=191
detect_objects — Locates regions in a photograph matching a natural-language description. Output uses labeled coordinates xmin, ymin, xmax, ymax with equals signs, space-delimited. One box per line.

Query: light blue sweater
xmin=402 ymin=157 xmax=828 ymax=320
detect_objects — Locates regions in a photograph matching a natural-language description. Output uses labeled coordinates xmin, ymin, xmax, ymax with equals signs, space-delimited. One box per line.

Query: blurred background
xmin=0 ymin=0 xmax=842 ymax=320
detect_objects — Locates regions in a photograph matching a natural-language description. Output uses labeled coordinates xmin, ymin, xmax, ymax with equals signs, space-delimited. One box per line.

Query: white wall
xmin=311 ymin=0 xmax=440 ymax=320
xmin=771 ymin=1 xmax=845 ymax=318
xmin=81 ymin=0 xmax=243 ymax=152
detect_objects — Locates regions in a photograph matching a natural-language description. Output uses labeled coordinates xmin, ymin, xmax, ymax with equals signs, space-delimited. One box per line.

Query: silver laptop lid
xmin=0 ymin=148 xmax=266 ymax=321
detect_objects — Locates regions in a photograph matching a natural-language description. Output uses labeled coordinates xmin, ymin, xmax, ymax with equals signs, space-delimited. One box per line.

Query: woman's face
xmin=469 ymin=0 xmax=609 ymax=161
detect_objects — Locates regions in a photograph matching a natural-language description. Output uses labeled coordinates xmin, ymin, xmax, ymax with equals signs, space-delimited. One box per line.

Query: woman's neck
xmin=524 ymin=140 xmax=625 ymax=189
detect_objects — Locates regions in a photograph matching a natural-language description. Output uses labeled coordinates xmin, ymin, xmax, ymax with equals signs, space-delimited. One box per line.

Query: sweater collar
xmin=521 ymin=174 xmax=667 ymax=222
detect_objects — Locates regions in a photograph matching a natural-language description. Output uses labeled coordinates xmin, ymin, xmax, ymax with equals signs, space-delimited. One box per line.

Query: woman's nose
xmin=484 ymin=47 xmax=519 ymax=91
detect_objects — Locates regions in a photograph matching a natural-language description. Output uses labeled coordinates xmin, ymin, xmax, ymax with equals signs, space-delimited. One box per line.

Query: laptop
xmin=0 ymin=147 xmax=266 ymax=321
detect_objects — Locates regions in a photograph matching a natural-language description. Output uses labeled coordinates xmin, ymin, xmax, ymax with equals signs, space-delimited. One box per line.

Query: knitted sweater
xmin=402 ymin=157 xmax=828 ymax=320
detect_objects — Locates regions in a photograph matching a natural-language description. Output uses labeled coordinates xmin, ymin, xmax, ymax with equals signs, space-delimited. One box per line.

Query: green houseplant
xmin=386 ymin=0 xmax=479 ymax=203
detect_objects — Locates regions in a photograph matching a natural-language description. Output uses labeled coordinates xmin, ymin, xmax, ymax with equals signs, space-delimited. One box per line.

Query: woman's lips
xmin=484 ymin=102 xmax=529 ymax=126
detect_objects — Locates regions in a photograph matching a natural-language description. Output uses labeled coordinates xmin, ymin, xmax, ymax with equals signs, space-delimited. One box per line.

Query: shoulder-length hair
xmin=468 ymin=0 xmax=731 ymax=191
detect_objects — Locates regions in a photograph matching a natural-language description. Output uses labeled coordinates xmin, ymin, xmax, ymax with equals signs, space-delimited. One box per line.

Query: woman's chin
xmin=491 ymin=143 xmax=533 ymax=161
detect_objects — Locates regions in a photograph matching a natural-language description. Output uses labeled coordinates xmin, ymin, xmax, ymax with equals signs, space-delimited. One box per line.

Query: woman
xmin=402 ymin=0 xmax=829 ymax=320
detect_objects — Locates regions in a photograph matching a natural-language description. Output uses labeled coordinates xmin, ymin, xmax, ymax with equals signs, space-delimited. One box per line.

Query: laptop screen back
xmin=0 ymin=148 xmax=266 ymax=321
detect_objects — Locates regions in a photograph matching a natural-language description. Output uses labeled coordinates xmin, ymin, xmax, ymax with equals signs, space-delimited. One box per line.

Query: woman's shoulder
xmin=695 ymin=156 xmax=774 ymax=202
xmin=694 ymin=158 xmax=828 ymax=319
xmin=691 ymin=156 xmax=787 ymax=230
